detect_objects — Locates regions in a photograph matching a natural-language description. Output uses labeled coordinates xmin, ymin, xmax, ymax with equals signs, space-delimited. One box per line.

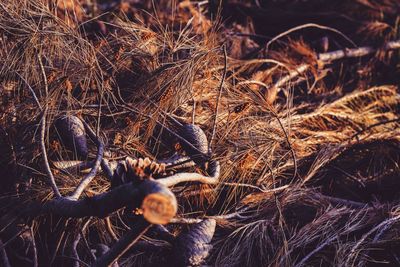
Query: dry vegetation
xmin=0 ymin=0 xmax=399 ymax=266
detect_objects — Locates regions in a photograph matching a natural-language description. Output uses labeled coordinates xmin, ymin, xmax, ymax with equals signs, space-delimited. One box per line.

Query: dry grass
xmin=0 ymin=0 xmax=399 ymax=266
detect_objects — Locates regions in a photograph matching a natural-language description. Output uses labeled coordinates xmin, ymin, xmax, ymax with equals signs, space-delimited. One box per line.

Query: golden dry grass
xmin=0 ymin=0 xmax=399 ymax=266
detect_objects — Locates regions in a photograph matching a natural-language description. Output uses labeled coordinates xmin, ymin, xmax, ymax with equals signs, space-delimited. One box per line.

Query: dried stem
xmin=294 ymin=234 xmax=339 ymax=267
xmin=157 ymin=160 xmax=220 ymax=187
xmin=346 ymin=214 xmax=400 ymax=266
xmin=30 ymin=225 xmax=38 ymax=267
xmin=37 ymin=53 xmax=62 ymax=198
xmin=69 ymin=120 xmax=104 ymax=200
xmin=16 ymin=72 xmax=42 ymax=111
xmin=71 ymin=234 xmax=81 ymax=267
xmin=318 ymin=39 xmax=400 ymax=61
xmin=0 ymin=239 xmax=11 ymax=267
xmin=92 ymin=217 xmax=151 ymax=267
xmin=269 ymin=39 xmax=400 ymax=101
xmin=211 ymin=44 xmax=228 ymax=147
xmin=265 ymin=23 xmax=356 ymax=52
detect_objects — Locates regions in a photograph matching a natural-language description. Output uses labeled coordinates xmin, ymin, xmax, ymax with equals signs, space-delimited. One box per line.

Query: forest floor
xmin=0 ymin=1 xmax=400 ymax=266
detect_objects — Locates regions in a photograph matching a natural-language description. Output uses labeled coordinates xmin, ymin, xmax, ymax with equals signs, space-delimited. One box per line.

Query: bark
xmin=31 ymin=180 xmax=177 ymax=221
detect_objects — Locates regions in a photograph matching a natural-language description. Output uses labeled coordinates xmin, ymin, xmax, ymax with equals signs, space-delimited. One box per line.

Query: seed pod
xmin=178 ymin=123 xmax=210 ymax=165
xmin=54 ymin=115 xmax=88 ymax=159
xmin=173 ymin=219 xmax=216 ymax=266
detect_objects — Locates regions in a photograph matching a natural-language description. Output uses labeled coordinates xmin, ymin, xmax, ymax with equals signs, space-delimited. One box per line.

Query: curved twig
xmin=265 ymin=23 xmax=356 ymax=52
xmin=157 ymin=160 xmax=220 ymax=187
xmin=40 ymin=113 xmax=62 ymax=198
xmin=37 ymin=53 xmax=62 ymax=198
xmin=69 ymin=120 xmax=104 ymax=200
xmin=69 ymin=142 xmax=104 ymax=200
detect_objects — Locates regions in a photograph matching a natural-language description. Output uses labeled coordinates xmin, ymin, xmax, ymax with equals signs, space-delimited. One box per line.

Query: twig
xmin=211 ymin=44 xmax=227 ymax=147
xmin=272 ymin=112 xmax=298 ymax=182
xmin=92 ymin=217 xmax=151 ymax=267
xmin=294 ymin=234 xmax=339 ymax=267
xmin=0 ymin=239 xmax=11 ymax=267
xmin=40 ymin=113 xmax=62 ymax=197
xmin=220 ymin=182 xmax=267 ymax=192
xmin=30 ymin=225 xmax=38 ymax=267
xmin=71 ymin=219 xmax=91 ymax=267
xmin=0 ymin=228 xmax=30 ymax=250
xmin=105 ymin=217 xmax=119 ymax=242
xmin=346 ymin=214 xmax=400 ymax=266
xmin=349 ymin=118 xmax=400 ymax=141
xmin=357 ymin=219 xmax=397 ymax=267
xmin=267 ymin=39 xmax=400 ymax=102
xmin=318 ymin=39 xmax=400 ymax=61
xmin=71 ymin=234 xmax=81 ymax=267
xmin=69 ymin=145 xmax=103 ymax=199
xmin=69 ymin=120 xmax=104 ymax=200
xmin=157 ymin=160 xmax=220 ymax=187
xmin=37 ymin=53 xmax=62 ymax=198
xmin=323 ymin=195 xmax=367 ymax=209
xmin=16 ymin=72 xmax=42 ymax=111
xmin=265 ymin=23 xmax=356 ymax=52
xmin=273 ymin=64 xmax=309 ymax=91
xmin=170 ymin=207 xmax=253 ymax=224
